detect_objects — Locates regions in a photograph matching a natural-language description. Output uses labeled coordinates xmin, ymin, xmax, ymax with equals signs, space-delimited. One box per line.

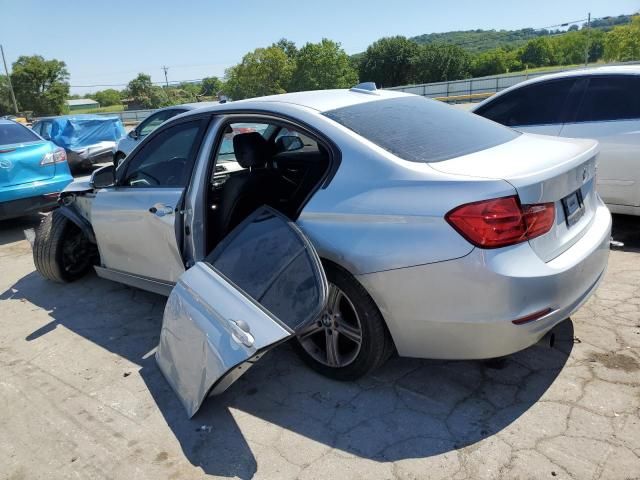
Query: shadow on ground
xmin=3 ymin=267 xmax=575 ymax=479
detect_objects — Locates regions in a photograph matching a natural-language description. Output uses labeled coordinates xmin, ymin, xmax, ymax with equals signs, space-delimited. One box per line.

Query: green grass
xmin=68 ymin=104 xmax=125 ymax=114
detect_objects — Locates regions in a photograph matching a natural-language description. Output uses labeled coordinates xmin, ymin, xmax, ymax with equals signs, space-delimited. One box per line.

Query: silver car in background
xmin=473 ymin=65 xmax=640 ymax=216
xmin=33 ymin=87 xmax=611 ymax=416
xmin=113 ymin=102 xmax=219 ymax=166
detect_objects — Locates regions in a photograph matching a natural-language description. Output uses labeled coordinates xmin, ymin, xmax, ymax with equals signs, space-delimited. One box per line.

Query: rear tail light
xmin=445 ymin=196 xmax=555 ymax=249
xmin=40 ymin=147 xmax=67 ymax=165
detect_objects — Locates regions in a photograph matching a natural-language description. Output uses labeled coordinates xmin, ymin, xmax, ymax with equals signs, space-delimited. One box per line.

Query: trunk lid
xmin=0 ymin=141 xmax=55 ymax=188
xmin=430 ymin=133 xmax=599 ymax=262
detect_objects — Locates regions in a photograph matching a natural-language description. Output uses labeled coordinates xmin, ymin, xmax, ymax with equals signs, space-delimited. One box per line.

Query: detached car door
xmin=156 ymin=206 xmax=328 ymax=417
xmin=91 ymin=117 xmax=209 ymax=290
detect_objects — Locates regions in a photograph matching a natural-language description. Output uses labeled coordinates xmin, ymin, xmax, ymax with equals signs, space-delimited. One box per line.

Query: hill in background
xmin=409 ymin=14 xmax=633 ymax=52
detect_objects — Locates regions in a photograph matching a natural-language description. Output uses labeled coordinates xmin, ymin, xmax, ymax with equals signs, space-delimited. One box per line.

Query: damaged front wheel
xmin=33 ymin=209 xmax=95 ymax=283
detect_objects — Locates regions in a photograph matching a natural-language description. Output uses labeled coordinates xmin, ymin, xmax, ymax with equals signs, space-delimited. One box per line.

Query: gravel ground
xmin=0 ymin=213 xmax=638 ymax=480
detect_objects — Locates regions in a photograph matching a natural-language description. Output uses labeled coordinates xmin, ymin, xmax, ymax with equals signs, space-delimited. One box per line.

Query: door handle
xmin=229 ymin=319 xmax=254 ymax=348
xmin=149 ymin=204 xmax=174 ymax=217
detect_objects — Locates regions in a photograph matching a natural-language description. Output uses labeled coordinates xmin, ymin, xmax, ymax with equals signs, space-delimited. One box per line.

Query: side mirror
xmin=90 ymin=164 xmax=115 ymax=189
xmin=129 ymin=129 xmax=139 ymax=139
xmin=276 ymin=136 xmax=304 ymax=152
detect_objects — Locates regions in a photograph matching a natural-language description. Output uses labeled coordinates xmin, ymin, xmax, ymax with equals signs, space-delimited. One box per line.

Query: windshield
xmin=324 ymin=96 xmax=519 ymax=163
xmin=0 ymin=123 xmax=41 ymax=146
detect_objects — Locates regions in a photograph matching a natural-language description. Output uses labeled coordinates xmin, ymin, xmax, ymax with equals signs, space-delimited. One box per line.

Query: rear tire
xmin=293 ymin=261 xmax=395 ymax=380
xmin=33 ymin=209 xmax=94 ymax=283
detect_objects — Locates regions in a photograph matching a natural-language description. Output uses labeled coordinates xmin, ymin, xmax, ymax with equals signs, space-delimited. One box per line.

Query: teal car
xmin=0 ymin=119 xmax=73 ymax=221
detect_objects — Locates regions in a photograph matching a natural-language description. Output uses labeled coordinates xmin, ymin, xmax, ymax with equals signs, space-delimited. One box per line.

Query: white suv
xmin=473 ymin=66 xmax=640 ymax=216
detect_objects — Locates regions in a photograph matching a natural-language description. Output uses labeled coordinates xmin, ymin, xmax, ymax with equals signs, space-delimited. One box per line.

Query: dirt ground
xmin=0 ymin=213 xmax=638 ymax=480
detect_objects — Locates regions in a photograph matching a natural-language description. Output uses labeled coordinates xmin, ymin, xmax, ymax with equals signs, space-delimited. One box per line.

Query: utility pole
xmin=584 ymin=12 xmax=591 ymax=67
xmin=1 ymin=45 xmax=19 ymax=114
xmin=162 ymin=65 xmax=169 ymax=87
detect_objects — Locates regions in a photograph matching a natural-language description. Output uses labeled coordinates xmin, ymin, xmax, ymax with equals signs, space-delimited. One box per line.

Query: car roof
xmin=159 ymin=101 xmax=220 ymax=112
xmin=517 ymin=65 xmax=640 ymax=84
xmin=194 ymin=88 xmax=412 ymax=115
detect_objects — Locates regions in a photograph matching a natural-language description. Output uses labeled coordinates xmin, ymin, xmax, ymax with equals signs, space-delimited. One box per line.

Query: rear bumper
xmin=0 ymin=174 xmax=72 ymax=220
xmin=357 ymin=201 xmax=612 ymax=360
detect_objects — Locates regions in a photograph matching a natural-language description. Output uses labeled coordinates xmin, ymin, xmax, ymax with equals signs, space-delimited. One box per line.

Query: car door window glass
xmin=575 ymin=76 xmax=640 ymax=122
xmin=138 ymin=110 xmax=177 ymax=137
xmin=122 ymin=120 xmax=203 ymax=187
xmin=205 ymin=207 xmax=324 ymax=330
xmin=476 ymin=79 xmax=576 ymax=127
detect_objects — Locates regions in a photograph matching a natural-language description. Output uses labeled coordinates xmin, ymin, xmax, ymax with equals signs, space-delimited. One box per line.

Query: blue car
xmin=0 ymin=119 xmax=73 ymax=221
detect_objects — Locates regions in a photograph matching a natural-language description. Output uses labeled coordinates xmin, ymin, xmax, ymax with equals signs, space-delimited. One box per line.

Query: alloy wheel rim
xmin=61 ymin=225 xmax=90 ymax=275
xmin=298 ymin=283 xmax=363 ymax=368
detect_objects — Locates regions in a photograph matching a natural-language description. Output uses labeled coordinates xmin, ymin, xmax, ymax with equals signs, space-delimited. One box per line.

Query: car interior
xmin=205 ymin=121 xmax=331 ymax=252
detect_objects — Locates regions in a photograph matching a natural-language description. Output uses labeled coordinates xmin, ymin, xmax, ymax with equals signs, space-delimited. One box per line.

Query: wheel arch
xmin=319 ymin=256 xmax=396 ymax=353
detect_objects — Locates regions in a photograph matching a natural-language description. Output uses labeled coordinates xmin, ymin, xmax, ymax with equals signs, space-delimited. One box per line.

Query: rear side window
xmin=324 ymin=96 xmax=519 ymax=163
xmin=575 ymin=75 xmax=640 ymax=122
xmin=0 ymin=122 xmax=40 ymax=146
xmin=475 ymin=78 xmax=576 ymax=127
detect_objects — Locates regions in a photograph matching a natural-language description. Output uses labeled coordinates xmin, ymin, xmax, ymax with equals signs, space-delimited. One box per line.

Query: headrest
xmin=233 ymin=132 xmax=270 ymax=168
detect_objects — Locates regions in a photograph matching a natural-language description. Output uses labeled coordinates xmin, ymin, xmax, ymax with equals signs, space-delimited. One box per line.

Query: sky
xmin=2 ymin=0 xmax=638 ymax=94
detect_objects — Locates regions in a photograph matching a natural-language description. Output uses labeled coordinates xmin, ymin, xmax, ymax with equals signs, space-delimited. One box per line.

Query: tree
xmin=471 ymin=48 xmax=510 ymax=76
xmin=10 ymin=55 xmax=69 ymax=115
xmin=272 ymin=38 xmax=298 ymax=59
xmin=290 ymin=39 xmax=358 ymax=91
xmin=0 ymin=75 xmax=15 ymax=115
xmin=413 ymin=44 xmax=471 ymax=83
xmin=359 ymin=36 xmax=420 ymax=87
xmin=201 ymin=76 xmax=223 ymax=96
xmin=224 ymin=46 xmax=294 ymax=100
xmin=518 ymin=37 xmax=557 ymax=67
xmin=604 ymin=16 xmax=640 ymax=61
xmin=93 ymin=88 xmax=121 ymax=107
xmin=126 ymin=73 xmax=169 ymax=108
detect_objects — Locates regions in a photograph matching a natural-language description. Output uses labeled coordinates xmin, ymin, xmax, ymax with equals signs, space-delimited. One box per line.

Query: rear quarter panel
xmin=296 ymin=120 xmax=515 ymax=275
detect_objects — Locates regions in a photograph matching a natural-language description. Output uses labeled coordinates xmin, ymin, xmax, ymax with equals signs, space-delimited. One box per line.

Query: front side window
xmin=575 ymin=75 xmax=640 ymax=123
xmin=0 ymin=122 xmax=40 ymax=145
xmin=325 ymin=96 xmax=519 ymax=163
xmin=475 ymin=78 xmax=576 ymax=127
xmin=122 ymin=120 xmax=204 ymax=187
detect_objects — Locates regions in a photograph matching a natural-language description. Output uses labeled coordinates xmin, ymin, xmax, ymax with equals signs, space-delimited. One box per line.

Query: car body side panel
xmin=560 ymin=119 xmax=640 ymax=207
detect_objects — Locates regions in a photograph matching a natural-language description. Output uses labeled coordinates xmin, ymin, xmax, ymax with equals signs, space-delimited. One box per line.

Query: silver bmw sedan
xmin=33 ymin=85 xmax=611 ymax=415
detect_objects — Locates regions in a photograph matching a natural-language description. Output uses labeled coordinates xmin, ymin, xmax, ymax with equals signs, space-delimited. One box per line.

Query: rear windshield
xmin=324 ymin=96 xmax=519 ymax=163
xmin=0 ymin=123 xmax=40 ymax=146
